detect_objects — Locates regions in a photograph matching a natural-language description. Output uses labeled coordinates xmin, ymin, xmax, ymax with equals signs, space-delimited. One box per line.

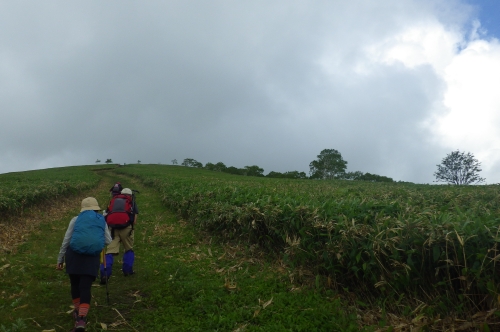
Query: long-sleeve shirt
xmin=57 ymin=216 xmax=112 ymax=264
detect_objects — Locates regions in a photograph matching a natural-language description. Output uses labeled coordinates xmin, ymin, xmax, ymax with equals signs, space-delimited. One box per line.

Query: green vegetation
xmin=0 ymin=166 xmax=106 ymax=214
xmin=1 ymin=166 xmax=369 ymax=331
xmin=2 ymin=163 xmax=500 ymax=330
xmin=309 ymin=148 xmax=348 ymax=180
xmin=343 ymin=171 xmax=394 ymax=182
xmin=116 ymin=164 xmax=500 ymax=320
xmin=182 ymin=158 xmax=203 ymax=168
xmin=178 ymin=148 xmax=394 ymax=182
xmin=267 ymin=170 xmax=308 ymax=179
xmin=435 ymin=150 xmax=485 ymax=185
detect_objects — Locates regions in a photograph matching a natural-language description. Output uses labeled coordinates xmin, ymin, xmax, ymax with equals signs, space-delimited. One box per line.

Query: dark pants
xmin=69 ymin=274 xmax=95 ymax=304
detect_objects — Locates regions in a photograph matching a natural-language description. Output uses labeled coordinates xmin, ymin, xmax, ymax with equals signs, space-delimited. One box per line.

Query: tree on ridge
xmin=434 ymin=150 xmax=485 ymax=185
xmin=309 ymin=149 xmax=347 ymax=180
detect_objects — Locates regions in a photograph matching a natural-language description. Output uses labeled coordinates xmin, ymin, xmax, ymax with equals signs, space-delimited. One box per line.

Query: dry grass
xmin=0 ymin=180 xmax=108 ymax=254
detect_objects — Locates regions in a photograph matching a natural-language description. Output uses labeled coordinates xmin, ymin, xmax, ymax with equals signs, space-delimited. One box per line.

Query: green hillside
xmin=1 ymin=164 xmax=499 ymax=331
xmin=0 ymin=165 xmax=111 ymax=214
xmin=116 ymin=165 xmax=500 ymax=314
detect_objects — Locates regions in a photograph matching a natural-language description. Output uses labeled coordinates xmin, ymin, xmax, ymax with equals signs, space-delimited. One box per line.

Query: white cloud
xmin=365 ymin=21 xmax=461 ymax=74
xmin=327 ymin=11 xmax=500 ymax=182
xmin=432 ymin=38 xmax=500 ymax=180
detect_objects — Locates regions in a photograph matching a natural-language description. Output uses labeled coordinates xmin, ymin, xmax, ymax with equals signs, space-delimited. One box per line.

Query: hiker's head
xmin=110 ymin=182 xmax=123 ymax=195
xmin=81 ymin=197 xmax=100 ymax=212
xmin=121 ymin=188 xmax=133 ymax=196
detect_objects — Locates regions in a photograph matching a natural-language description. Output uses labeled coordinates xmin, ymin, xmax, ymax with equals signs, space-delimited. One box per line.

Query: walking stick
xmin=102 ymin=250 xmax=110 ymax=304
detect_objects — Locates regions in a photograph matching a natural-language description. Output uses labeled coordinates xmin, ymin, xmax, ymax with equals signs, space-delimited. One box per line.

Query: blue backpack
xmin=69 ymin=210 xmax=106 ymax=256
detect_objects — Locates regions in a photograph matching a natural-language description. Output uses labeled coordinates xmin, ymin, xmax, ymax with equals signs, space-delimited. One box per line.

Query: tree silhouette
xmin=182 ymin=158 xmax=202 ymax=167
xmin=434 ymin=150 xmax=485 ymax=185
xmin=309 ymin=149 xmax=347 ymax=180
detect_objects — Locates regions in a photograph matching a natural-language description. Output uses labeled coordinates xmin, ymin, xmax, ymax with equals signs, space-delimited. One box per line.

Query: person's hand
xmin=56 ymin=263 xmax=64 ymax=270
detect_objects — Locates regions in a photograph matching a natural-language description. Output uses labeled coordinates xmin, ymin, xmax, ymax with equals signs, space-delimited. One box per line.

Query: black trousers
xmin=69 ymin=274 xmax=95 ymax=304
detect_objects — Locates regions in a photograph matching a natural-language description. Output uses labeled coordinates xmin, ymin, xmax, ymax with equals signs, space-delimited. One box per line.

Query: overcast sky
xmin=1 ymin=0 xmax=499 ymax=184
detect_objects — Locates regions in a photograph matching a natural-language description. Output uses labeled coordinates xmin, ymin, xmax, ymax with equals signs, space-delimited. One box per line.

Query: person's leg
xmin=100 ymin=230 xmax=120 ymax=283
xmin=123 ymin=250 xmax=135 ymax=275
xmin=121 ymin=226 xmax=135 ymax=275
xmin=99 ymin=253 xmax=114 ymax=280
xmin=68 ymin=274 xmax=80 ymax=319
xmin=75 ymin=275 xmax=95 ymax=331
xmin=78 ymin=275 xmax=94 ymax=316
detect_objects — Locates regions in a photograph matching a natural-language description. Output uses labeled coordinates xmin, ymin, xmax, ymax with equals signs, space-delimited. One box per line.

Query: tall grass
xmin=117 ymin=164 xmax=500 ymax=316
xmin=1 ymin=168 xmax=369 ymax=331
xmin=0 ymin=166 xmax=104 ymax=214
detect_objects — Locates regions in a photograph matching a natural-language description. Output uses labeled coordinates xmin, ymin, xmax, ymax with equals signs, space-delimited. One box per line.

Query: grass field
xmin=0 ymin=165 xmax=109 ymax=215
xmin=115 ymin=164 xmax=500 ymax=326
xmin=1 ymin=164 xmax=500 ymax=331
xmin=1 ymin=166 xmax=371 ymax=331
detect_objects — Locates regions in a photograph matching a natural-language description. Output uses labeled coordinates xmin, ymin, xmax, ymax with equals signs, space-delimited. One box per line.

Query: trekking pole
xmin=102 ymin=250 xmax=110 ymax=304
xmin=132 ymin=189 xmax=139 ymax=228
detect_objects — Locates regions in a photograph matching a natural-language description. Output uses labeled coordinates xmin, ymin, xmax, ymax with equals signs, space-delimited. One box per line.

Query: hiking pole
xmin=132 ymin=190 xmax=140 ymax=203
xmin=102 ymin=250 xmax=110 ymax=304
xmin=131 ymin=189 xmax=139 ymax=230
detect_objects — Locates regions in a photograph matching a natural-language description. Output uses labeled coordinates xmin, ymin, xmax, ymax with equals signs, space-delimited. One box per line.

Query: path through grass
xmin=0 ymin=170 xmax=371 ymax=332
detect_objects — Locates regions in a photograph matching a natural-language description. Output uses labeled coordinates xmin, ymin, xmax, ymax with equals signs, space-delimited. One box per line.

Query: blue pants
xmin=99 ymin=250 xmax=135 ymax=277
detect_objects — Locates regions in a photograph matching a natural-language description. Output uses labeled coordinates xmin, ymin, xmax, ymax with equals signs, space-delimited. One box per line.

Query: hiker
xmin=100 ymin=187 xmax=139 ymax=284
xmin=109 ymin=182 xmax=123 ymax=197
xmin=56 ymin=197 xmax=112 ymax=332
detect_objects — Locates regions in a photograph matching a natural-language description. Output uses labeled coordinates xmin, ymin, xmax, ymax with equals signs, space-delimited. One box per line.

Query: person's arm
xmin=56 ymin=217 xmax=77 ymax=269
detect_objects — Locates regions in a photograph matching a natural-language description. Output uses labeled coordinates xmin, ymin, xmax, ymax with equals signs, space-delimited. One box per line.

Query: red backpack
xmin=106 ymin=194 xmax=133 ymax=228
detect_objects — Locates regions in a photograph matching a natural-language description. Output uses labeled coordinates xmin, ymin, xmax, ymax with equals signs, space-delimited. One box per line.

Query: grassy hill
xmin=1 ymin=164 xmax=499 ymax=331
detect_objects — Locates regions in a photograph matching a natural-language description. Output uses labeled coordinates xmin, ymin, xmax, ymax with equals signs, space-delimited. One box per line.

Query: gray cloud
xmin=1 ymin=0 xmax=488 ymax=183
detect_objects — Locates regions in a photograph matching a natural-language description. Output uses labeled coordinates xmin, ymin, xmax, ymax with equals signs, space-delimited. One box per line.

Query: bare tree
xmin=434 ymin=150 xmax=485 ymax=185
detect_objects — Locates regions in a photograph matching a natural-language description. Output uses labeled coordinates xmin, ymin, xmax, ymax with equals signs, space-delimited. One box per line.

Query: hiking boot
xmin=100 ymin=276 xmax=109 ymax=285
xmin=75 ymin=316 xmax=86 ymax=331
xmin=124 ymin=271 xmax=135 ymax=277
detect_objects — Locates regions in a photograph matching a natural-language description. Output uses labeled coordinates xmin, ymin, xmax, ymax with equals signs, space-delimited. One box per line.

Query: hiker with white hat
xmin=56 ymin=197 xmax=112 ymax=332
xmin=100 ymin=188 xmax=139 ymax=284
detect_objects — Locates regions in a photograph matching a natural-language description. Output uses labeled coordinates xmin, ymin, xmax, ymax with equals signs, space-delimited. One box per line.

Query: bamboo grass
xmin=117 ymin=164 xmax=500 ymax=315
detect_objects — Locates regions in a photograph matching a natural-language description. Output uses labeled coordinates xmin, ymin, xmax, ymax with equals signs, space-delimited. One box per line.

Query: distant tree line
xmin=95 ymin=159 xmax=113 ymax=164
xmin=96 ymin=148 xmax=485 ymax=185
xmin=177 ymin=149 xmax=394 ymax=183
xmin=342 ymin=171 xmax=394 ymax=182
xmin=308 ymin=149 xmax=394 ymax=182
